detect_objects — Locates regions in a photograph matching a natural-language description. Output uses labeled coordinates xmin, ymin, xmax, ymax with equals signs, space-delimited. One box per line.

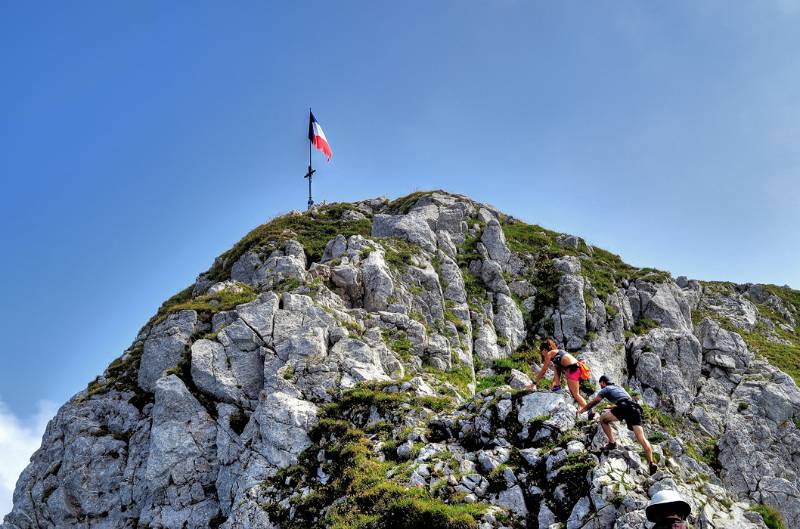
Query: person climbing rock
xmin=645 ymin=489 xmax=692 ymax=528
xmin=577 ymin=375 xmax=658 ymax=475
xmin=531 ymin=338 xmax=588 ymax=408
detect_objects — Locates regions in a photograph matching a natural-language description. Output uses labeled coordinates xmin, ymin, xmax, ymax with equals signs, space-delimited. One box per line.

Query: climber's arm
xmin=533 ymin=354 xmax=552 ymax=385
xmin=578 ymin=395 xmax=602 ymax=414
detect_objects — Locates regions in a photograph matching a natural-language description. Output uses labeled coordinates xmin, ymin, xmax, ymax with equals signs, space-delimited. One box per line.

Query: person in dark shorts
xmin=577 ymin=375 xmax=658 ymax=475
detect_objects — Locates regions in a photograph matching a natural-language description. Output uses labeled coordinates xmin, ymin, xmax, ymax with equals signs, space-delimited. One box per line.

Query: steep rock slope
xmin=4 ymin=191 xmax=800 ymax=529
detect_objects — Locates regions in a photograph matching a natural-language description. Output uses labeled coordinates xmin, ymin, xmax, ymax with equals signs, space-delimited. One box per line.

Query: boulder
xmin=138 ymin=310 xmax=201 ymax=392
xmin=493 ymin=293 xmax=526 ymax=355
xmin=372 ymin=212 xmax=437 ymax=252
xmin=361 ymin=250 xmax=394 ymax=312
xmin=553 ymin=257 xmax=587 ymax=349
xmin=695 ymin=317 xmax=753 ymax=371
xmin=518 ymin=392 xmax=577 ymax=435
xmin=480 ymin=219 xmax=511 ymax=267
xmin=630 ymin=329 xmax=702 ymax=415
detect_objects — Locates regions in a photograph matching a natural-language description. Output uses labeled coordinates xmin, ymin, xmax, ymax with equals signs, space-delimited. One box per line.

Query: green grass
xmin=385 ymin=191 xmax=439 ymax=214
xmin=423 ymin=365 xmax=475 ymax=398
xmin=444 ymin=310 xmax=467 ymax=333
xmin=501 ymin=220 xmax=670 ymax=303
xmin=548 ymin=452 xmax=597 ymax=518
xmin=685 ymin=438 xmax=720 ymax=470
xmin=695 ymin=306 xmax=800 ymax=385
xmin=629 ymin=318 xmax=659 ymax=336
xmin=763 ymin=284 xmax=800 ymax=316
xmin=383 ymin=330 xmax=413 ymax=360
xmin=263 ymin=383 xmax=486 ymax=529
xmin=80 ymin=343 xmax=153 ymax=410
xmin=339 ymin=384 xmax=452 ymax=416
xmin=382 ymin=237 xmax=421 ymax=269
xmin=475 ymin=374 xmax=507 ymax=392
xmin=501 ymin=222 xmax=565 ymax=256
xmin=641 ymin=403 xmax=677 ymax=436
xmin=750 ymin=504 xmax=787 ymax=529
xmin=150 ymin=283 xmax=258 ymax=326
xmin=206 ymin=207 xmax=371 ymax=281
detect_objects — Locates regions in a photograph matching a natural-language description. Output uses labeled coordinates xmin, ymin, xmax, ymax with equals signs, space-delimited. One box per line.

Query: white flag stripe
xmin=312 ymin=121 xmax=328 ymax=142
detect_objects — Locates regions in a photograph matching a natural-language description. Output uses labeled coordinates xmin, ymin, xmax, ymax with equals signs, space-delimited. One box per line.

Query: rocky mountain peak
xmin=4 ymin=190 xmax=800 ymax=529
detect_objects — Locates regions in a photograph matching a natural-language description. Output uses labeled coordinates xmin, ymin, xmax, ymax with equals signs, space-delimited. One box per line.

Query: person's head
xmin=598 ymin=375 xmax=611 ymax=388
xmin=539 ymin=338 xmax=557 ymax=354
xmin=645 ymin=490 xmax=691 ymax=522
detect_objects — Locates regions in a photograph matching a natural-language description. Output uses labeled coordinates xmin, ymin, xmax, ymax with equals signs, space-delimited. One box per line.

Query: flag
xmin=308 ymin=111 xmax=332 ymax=161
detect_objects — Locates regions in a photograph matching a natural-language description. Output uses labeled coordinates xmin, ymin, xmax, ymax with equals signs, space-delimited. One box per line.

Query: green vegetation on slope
xmin=694 ymin=291 xmax=800 ymax=385
xmin=207 ymin=204 xmax=371 ymax=281
xmin=81 ymin=343 xmax=153 ymax=410
xmin=150 ymin=284 xmax=258 ymax=326
xmin=501 ymin=220 xmax=670 ymax=303
xmin=750 ymin=504 xmax=787 ymax=529
xmin=263 ymin=383 xmax=486 ymax=529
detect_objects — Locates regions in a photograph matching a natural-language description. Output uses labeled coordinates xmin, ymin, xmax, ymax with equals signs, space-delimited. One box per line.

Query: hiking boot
xmin=587 ymin=411 xmax=595 ymax=421
xmin=649 ymin=462 xmax=658 ymax=475
xmin=600 ymin=442 xmax=617 ymax=452
xmin=551 ymin=386 xmax=562 ymax=393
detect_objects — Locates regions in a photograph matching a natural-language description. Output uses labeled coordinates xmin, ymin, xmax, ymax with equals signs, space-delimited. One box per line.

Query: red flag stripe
xmin=310 ymin=118 xmax=332 ymax=161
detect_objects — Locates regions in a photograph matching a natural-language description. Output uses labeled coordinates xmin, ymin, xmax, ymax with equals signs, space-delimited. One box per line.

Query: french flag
xmin=308 ymin=111 xmax=332 ymax=161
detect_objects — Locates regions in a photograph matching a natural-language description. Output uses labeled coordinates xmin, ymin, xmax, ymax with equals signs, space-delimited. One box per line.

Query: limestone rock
xmin=372 ymin=212 xmax=437 ymax=252
xmin=696 ymin=317 xmax=753 ymax=371
xmin=138 ymin=310 xmax=201 ymax=392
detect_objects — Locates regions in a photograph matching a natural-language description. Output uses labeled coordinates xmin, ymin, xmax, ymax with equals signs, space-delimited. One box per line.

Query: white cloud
xmin=0 ymin=398 xmax=58 ymax=518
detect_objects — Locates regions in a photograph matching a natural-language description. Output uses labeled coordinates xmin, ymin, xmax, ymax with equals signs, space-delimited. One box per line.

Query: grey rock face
xmin=480 ymin=219 xmax=511 ymax=268
xmin=695 ymin=317 xmax=753 ymax=371
xmin=143 ymin=375 xmax=220 ymax=528
xmin=361 ymin=249 xmax=394 ymax=312
xmin=230 ymin=243 xmax=307 ymax=290
xmin=479 ymin=258 xmax=510 ymax=295
xmin=7 ymin=191 xmax=800 ymax=529
xmin=553 ymin=257 xmax=587 ymax=350
xmin=629 ymin=329 xmax=702 ymax=414
xmin=236 ymin=292 xmax=280 ymax=345
xmin=518 ymin=392 xmax=577 ymax=435
xmin=372 ymin=212 xmax=437 ymax=252
xmin=627 ymin=280 xmax=692 ymax=331
xmin=473 ymin=318 xmax=501 ymax=363
xmin=138 ymin=310 xmax=201 ymax=392
xmin=245 ymin=391 xmax=317 ymax=469
xmin=493 ymin=293 xmax=526 ymax=355
xmin=508 ymin=369 xmax=532 ymax=389
xmin=190 ymin=326 xmax=265 ymax=406
xmin=703 ymin=287 xmax=760 ymax=331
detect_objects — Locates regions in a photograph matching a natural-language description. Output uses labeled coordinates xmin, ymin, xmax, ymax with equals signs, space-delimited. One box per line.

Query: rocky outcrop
xmin=5 ymin=190 xmax=800 ymax=529
xmin=138 ymin=310 xmax=203 ymax=392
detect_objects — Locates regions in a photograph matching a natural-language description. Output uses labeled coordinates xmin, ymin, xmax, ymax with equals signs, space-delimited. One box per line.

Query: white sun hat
xmin=645 ymin=489 xmax=691 ymax=522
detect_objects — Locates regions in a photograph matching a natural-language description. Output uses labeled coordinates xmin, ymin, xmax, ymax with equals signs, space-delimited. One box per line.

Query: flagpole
xmin=305 ymin=108 xmax=315 ymax=210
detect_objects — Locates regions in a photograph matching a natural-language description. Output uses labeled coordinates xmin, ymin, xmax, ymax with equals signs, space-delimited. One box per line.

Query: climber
xmin=531 ymin=338 xmax=587 ymax=408
xmin=645 ymin=489 xmax=692 ymax=528
xmin=577 ymin=375 xmax=658 ymax=475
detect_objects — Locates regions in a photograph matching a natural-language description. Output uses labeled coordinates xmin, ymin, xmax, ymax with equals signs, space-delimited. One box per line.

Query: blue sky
xmin=1 ymin=1 xmax=799 ymax=507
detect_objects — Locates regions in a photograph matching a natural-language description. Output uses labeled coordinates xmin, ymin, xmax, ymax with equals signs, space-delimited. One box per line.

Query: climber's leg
xmin=551 ymin=365 xmax=563 ymax=390
xmin=565 ymin=376 xmax=587 ymax=408
xmin=599 ymin=410 xmax=617 ymax=444
xmin=633 ymin=425 xmax=655 ymax=464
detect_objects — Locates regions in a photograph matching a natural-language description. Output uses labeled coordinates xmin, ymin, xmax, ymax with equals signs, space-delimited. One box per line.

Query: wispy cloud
xmin=0 ymin=399 xmax=57 ymax=518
